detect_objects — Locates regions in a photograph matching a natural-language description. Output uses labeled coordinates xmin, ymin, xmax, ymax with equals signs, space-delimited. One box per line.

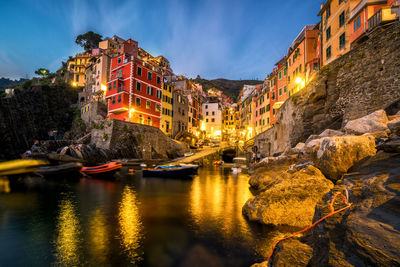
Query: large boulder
xmin=388 ymin=116 xmax=400 ymax=135
xmin=243 ymin=165 xmax=334 ymax=228
xmin=310 ymin=152 xmax=400 ymax=266
xmin=344 ymin=109 xmax=389 ymax=135
xmin=312 ymin=135 xmax=376 ymax=181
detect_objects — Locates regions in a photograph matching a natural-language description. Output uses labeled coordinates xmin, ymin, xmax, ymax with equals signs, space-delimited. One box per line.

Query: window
xmin=284 ymin=67 xmax=287 ymax=76
xmin=75 ymin=75 xmax=79 ymax=82
xmin=339 ymin=33 xmax=346 ymax=49
xmin=354 ymin=16 xmax=361 ymax=31
xmin=147 ymin=117 xmax=152 ymax=126
xmin=326 ymin=27 xmax=331 ymax=41
xmin=339 ymin=12 xmax=345 ymax=27
xmin=136 ymin=97 xmax=140 ymax=106
xmin=266 ymin=104 xmax=270 ymax=111
xmin=156 ymin=104 xmax=160 ymax=112
xmin=112 ymin=96 xmax=115 ymax=104
xmin=137 ymin=82 xmax=141 ymax=91
xmin=284 ymin=86 xmax=287 ymax=93
xmin=117 ymin=94 xmax=121 ymax=103
xmin=273 ymin=109 xmax=275 ymax=115
xmin=146 ymin=100 xmax=151 ymax=109
xmin=113 ymin=81 xmax=116 ymax=89
xmin=163 ymin=84 xmax=167 ymax=90
xmin=156 ymin=90 xmax=161 ymax=99
xmin=267 ymin=117 xmax=270 ymax=124
xmin=205 ymin=105 xmax=208 ymax=109
xmin=279 ymin=88 xmax=282 ymax=96
xmin=299 ymin=64 xmax=302 ymax=73
xmin=211 ymin=118 xmax=215 ymax=122
xmin=206 ymin=112 xmax=209 ymax=115
xmin=212 ymin=111 xmax=215 ymax=115
xmin=156 ymin=76 xmax=161 ymax=84
xmin=272 ymin=92 xmax=275 ymax=100
xmin=267 ymin=93 xmax=269 ymax=99
xmin=206 ymin=119 xmax=209 ymax=122
xmin=137 ymin=67 xmax=142 ymax=76
xmin=147 ymin=86 xmax=153 ymax=96
xmin=117 ymin=57 xmax=121 ymax=64
xmin=279 ymin=71 xmax=282 ymax=80
xmin=108 ymin=83 xmax=111 ymax=91
xmin=326 ymin=46 xmax=332 ymax=60
xmin=326 ymin=4 xmax=331 ymax=18
xmin=147 ymin=72 xmax=152 ymax=81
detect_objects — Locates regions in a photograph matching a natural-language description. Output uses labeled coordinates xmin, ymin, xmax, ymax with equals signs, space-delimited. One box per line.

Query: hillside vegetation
xmin=191 ymin=77 xmax=263 ymax=100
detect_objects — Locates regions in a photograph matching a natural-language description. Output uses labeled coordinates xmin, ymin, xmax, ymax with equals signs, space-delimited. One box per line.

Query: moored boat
xmin=142 ymin=164 xmax=199 ymax=178
xmin=36 ymin=162 xmax=83 ymax=179
xmin=81 ymin=161 xmax=122 ymax=179
xmin=0 ymin=159 xmax=49 ymax=176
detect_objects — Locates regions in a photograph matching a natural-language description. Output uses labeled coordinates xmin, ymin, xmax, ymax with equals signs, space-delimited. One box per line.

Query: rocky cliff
xmin=0 ymin=83 xmax=78 ymax=160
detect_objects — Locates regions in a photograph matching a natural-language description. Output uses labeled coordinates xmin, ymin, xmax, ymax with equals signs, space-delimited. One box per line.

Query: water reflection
xmin=118 ymin=186 xmax=143 ymax=263
xmin=89 ymin=209 xmax=109 ymax=265
xmin=54 ymin=197 xmax=81 ymax=266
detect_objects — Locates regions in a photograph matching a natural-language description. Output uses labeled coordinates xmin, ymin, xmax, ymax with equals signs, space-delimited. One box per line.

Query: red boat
xmin=81 ymin=161 xmax=122 ymax=179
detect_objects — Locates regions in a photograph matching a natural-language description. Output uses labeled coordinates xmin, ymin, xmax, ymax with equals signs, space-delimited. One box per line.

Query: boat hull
xmin=142 ymin=166 xmax=198 ymax=178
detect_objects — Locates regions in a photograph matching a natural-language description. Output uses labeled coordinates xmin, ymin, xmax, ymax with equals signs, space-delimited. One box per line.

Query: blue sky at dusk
xmin=0 ymin=0 xmax=321 ymax=80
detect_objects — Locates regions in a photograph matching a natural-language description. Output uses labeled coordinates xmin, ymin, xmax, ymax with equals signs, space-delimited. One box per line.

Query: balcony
xmin=368 ymin=6 xmax=399 ymax=30
xmin=350 ymin=0 xmax=371 ymax=21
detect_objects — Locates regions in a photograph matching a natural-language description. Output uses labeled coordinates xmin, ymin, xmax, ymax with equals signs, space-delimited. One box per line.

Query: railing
xmin=368 ymin=6 xmax=399 ymax=30
xmin=368 ymin=8 xmax=382 ymax=29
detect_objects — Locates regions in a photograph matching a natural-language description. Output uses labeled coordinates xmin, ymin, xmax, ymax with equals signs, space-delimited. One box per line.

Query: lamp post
xmin=129 ymin=108 xmax=135 ymax=123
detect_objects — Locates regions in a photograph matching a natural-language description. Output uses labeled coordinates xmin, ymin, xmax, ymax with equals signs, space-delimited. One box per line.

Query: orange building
xmin=319 ymin=0 xmax=360 ymax=66
xmin=287 ymin=24 xmax=320 ymax=96
xmin=349 ymin=0 xmax=399 ymax=46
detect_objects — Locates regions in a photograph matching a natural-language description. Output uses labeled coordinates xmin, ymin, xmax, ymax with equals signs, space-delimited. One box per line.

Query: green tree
xmin=34 ymin=68 xmax=50 ymax=77
xmin=75 ymin=31 xmax=103 ymax=52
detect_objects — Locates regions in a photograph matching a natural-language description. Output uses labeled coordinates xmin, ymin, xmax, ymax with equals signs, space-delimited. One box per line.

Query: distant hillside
xmin=0 ymin=78 xmax=28 ymax=90
xmin=191 ymin=77 xmax=263 ymax=100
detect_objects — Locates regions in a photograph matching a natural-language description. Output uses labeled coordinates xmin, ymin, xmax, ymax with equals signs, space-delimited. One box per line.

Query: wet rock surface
xmin=243 ymin=165 xmax=334 ymax=228
xmin=344 ymin=109 xmax=389 ymax=135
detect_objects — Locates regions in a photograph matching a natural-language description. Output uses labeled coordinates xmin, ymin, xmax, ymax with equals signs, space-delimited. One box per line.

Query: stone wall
xmin=255 ymin=22 xmax=400 ymax=156
xmin=91 ymin=119 xmax=188 ymax=160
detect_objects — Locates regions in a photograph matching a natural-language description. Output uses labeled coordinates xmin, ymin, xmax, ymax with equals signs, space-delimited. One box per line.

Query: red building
xmin=268 ymin=56 xmax=287 ymax=125
xmin=106 ymin=39 xmax=163 ymax=128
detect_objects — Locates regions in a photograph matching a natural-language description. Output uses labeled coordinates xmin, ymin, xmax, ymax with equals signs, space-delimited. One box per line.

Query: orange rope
xmin=266 ymin=191 xmax=352 ymax=263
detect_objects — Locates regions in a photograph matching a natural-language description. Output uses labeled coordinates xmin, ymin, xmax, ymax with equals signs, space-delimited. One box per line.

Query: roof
xmin=318 ymin=0 xmax=333 ymax=16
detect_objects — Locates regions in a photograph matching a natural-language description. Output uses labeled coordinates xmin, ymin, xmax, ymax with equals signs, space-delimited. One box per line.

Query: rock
xmin=313 ymin=135 xmax=377 ymax=181
xmin=304 ymin=138 xmax=324 ymax=154
xmin=362 ymin=131 xmax=388 ymax=139
xmin=305 ymin=134 xmax=320 ymax=144
xmin=388 ymin=114 xmax=400 ymax=121
xmin=243 ymin=165 xmax=334 ymax=228
xmin=311 ymin=152 xmax=400 ymax=266
xmin=388 ymin=116 xmax=400 ymax=135
xmin=268 ymin=239 xmax=313 ymax=267
xmin=319 ymin=129 xmax=344 ymax=137
xmin=344 ymin=109 xmax=389 ymax=135
xmin=377 ymin=137 xmax=400 ymax=153
xmin=292 ymin=142 xmax=305 ymax=154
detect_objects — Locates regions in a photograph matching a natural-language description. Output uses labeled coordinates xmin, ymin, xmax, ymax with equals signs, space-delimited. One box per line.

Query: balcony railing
xmin=368 ymin=6 xmax=399 ymax=30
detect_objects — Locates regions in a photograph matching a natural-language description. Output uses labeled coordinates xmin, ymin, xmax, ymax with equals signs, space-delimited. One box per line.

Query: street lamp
xmin=129 ymin=108 xmax=135 ymax=122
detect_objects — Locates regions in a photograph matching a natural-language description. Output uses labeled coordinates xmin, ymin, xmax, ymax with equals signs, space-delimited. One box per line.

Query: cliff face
xmin=0 ymin=84 xmax=78 ymax=160
xmin=255 ymin=22 xmax=400 ymax=157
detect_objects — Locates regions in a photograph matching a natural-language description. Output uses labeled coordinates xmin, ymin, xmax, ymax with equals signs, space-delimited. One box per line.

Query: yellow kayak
xmin=0 ymin=159 xmax=49 ymax=176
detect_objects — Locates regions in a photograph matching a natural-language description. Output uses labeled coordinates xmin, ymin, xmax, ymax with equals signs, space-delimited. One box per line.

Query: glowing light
xmin=101 ymin=84 xmax=107 ymax=92
xmin=119 ymin=186 xmax=143 ymax=263
xmin=54 ymin=198 xmax=81 ymax=266
xmin=200 ymin=121 xmax=206 ymax=131
xmin=295 ymin=77 xmax=302 ymax=84
xmin=72 ymin=82 xmax=77 ymax=87
xmin=214 ymin=130 xmax=221 ymax=136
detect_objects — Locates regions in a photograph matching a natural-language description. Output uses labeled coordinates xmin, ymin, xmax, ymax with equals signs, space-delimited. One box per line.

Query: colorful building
xmin=222 ymin=105 xmax=237 ymax=140
xmin=202 ymin=101 xmax=222 ymax=140
xmin=66 ymin=53 xmax=93 ymax=87
xmin=349 ymin=0 xmax=399 ymax=46
xmin=287 ymin=24 xmax=320 ymax=95
xmin=172 ymin=88 xmax=189 ymax=137
xmin=319 ymin=0 xmax=360 ymax=66
xmin=161 ymin=81 xmax=174 ymax=137
xmin=105 ymin=39 xmax=163 ymax=128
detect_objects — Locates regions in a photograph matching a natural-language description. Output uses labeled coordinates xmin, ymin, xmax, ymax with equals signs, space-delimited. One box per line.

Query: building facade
xmin=202 ymin=101 xmax=222 ymax=139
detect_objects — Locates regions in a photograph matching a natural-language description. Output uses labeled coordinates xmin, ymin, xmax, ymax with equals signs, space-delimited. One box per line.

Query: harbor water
xmin=0 ymin=167 xmax=284 ymax=266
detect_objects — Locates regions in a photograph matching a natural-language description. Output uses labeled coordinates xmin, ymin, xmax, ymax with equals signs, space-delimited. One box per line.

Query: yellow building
xmin=161 ymin=82 xmax=174 ymax=137
xmin=319 ymin=0 xmax=359 ymax=66
xmin=66 ymin=53 xmax=92 ymax=87
xmin=222 ymin=106 xmax=237 ymax=140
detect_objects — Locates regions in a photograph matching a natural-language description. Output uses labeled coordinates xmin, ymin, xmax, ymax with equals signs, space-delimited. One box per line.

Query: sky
xmin=0 ymin=0 xmax=322 ymax=80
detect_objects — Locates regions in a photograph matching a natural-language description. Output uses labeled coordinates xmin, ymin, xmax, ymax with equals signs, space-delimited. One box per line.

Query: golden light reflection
xmin=89 ymin=209 xmax=109 ymax=264
xmin=0 ymin=177 xmax=10 ymax=193
xmin=118 ymin=186 xmax=143 ymax=263
xmin=54 ymin=198 xmax=81 ymax=266
xmin=189 ymin=170 xmax=252 ymax=239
